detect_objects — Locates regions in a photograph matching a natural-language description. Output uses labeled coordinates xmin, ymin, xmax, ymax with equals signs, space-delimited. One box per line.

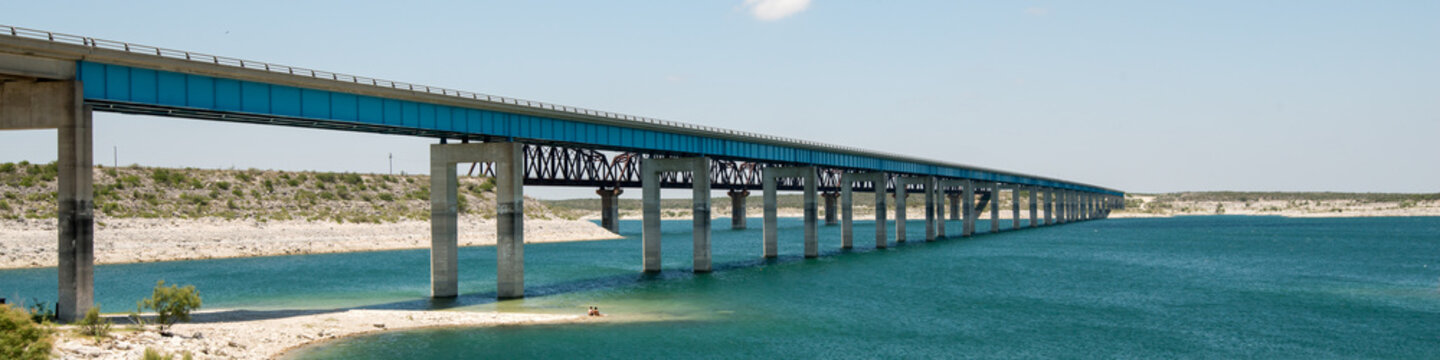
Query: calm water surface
xmin=3 ymin=216 xmax=1438 ymax=358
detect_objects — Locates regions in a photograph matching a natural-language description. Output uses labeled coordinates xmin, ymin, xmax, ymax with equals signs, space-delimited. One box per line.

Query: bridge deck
xmin=1 ymin=24 xmax=1120 ymax=196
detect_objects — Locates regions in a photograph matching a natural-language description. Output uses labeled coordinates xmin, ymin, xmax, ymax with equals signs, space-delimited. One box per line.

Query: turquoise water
xmin=4 ymin=216 xmax=1439 ymax=358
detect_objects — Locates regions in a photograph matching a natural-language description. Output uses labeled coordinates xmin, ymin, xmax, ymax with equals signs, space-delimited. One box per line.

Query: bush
xmin=377 ymin=193 xmax=395 ymax=202
xmin=0 ymin=162 xmax=15 ymax=173
xmin=315 ymin=173 xmax=337 ymax=183
xmin=77 ymin=306 xmax=111 ymax=337
xmin=136 ymin=280 xmax=201 ymax=332
xmin=0 ymin=304 xmax=53 ymax=360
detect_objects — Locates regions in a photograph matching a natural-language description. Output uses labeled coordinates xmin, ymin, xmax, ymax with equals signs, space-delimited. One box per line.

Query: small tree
xmin=77 ymin=305 xmax=111 ymax=337
xmin=136 ymin=280 xmax=202 ymax=333
xmin=0 ymin=304 xmax=53 ymax=360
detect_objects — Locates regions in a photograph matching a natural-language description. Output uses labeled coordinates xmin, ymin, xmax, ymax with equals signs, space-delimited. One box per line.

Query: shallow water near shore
xmin=5 ymin=216 xmax=1440 ymax=358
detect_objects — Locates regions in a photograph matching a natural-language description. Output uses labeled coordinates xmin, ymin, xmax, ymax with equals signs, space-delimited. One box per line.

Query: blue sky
xmin=1 ymin=1 xmax=1436 ymax=197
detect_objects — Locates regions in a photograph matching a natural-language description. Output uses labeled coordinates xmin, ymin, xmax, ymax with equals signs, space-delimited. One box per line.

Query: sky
xmin=1 ymin=0 xmax=1436 ymax=198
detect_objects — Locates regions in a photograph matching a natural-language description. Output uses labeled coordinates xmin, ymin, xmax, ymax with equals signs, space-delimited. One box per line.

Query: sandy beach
xmin=50 ymin=309 xmax=591 ymax=360
xmin=0 ymin=216 xmax=620 ymax=269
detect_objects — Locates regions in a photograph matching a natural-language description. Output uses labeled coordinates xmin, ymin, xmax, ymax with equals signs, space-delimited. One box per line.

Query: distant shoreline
xmin=0 ymin=216 xmax=620 ymax=270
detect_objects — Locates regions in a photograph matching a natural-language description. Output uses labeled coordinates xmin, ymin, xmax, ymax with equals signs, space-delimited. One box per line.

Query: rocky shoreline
xmin=1 ymin=216 xmax=620 ymax=269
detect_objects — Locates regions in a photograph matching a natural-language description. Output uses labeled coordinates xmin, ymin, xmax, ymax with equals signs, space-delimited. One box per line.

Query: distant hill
xmin=0 ymin=161 xmax=569 ymax=223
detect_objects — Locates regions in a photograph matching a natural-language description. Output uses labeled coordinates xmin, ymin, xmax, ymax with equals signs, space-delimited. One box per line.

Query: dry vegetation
xmin=0 ymin=161 xmax=571 ymax=224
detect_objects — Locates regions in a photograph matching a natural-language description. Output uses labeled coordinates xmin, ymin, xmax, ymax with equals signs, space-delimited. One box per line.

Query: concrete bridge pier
xmin=727 ymin=189 xmax=749 ymax=230
xmin=764 ymin=166 xmax=818 ymax=258
xmin=1044 ymin=189 xmax=1054 ymax=225
xmin=1011 ymin=186 xmax=1021 ymax=230
xmin=990 ymin=182 xmax=1001 ymax=233
xmin=840 ymin=172 xmax=887 ymax=249
xmin=1059 ymin=190 xmax=1071 ymax=223
xmin=641 ymin=157 xmax=712 ymax=272
xmin=924 ymin=177 xmax=936 ymax=241
xmin=962 ymin=180 xmax=976 ymax=237
xmin=2 ymin=78 xmax=92 ymax=322
xmin=895 ymin=177 xmax=935 ymax=242
xmin=596 ymin=187 xmax=622 ymax=233
xmin=822 ymin=192 xmax=839 ymax=226
xmin=1028 ymin=186 xmax=1038 ymax=228
xmin=947 ymin=193 xmax=960 ymax=221
xmin=934 ymin=184 xmax=946 ymax=238
xmin=430 ymin=142 xmax=525 ymax=299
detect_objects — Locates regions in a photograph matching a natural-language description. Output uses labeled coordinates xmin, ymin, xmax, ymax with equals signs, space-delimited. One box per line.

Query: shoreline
xmin=1 ymin=216 xmax=621 ymax=270
xmin=51 ymin=309 xmax=599 ymax=360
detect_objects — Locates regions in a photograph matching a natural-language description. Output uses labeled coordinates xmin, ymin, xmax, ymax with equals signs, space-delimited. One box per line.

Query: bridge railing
xmin=1 ymin=24 xmax=884 ymax=158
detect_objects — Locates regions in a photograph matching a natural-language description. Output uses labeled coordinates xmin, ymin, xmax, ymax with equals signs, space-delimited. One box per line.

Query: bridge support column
xmin=1045 ymin=189 xmax=1054 ymax=225
xmin=728 ymin=190 xmax=749 ymax=230
xmin=1057 ymin=191 xmax=1067 ymax=224
xmin=764 ymin=166 xmax=818 ymax=258
xmin=894 ymin=177 xmax=934 ymax=242
xmin=596 ymin=188 xmax=622 ymax=233
xmin=1011 ymin=186 xmax=1021 ymax=230
xmin=431 ymin=142 xmax=525 ymax=299
xmin=962 ymin=180 xmax=975 ymax=237
xmin=924 ymin=177 xmax=936 ymax=241
xmin=947 ymin=193 xmax=960 ymax=221
xmin=990 ymin=182 xmax=1001 ymax=233
xmin=822 ymin=192 xmax=839 ymax=226
xmin=935 ymin=184 xmax=946 ymax=238
xmin=2 ymin=80 xmax=90 ymax=322
xmin=1028 ymin=186 xmax=1038 ymax=228
xmin=841 ymin=172 xmax=887 ymax=249
xmin=642 ymin=157 xmax=712 ymax=272
xmin=894 ymin=180 xmax=908 ymax=243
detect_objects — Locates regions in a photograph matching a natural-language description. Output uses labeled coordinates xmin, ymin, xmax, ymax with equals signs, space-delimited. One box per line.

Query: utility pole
xmin=388 ymin=153 xmax=393 ymax=175
xmin=113 ymin=146 xmax=117 ymax=167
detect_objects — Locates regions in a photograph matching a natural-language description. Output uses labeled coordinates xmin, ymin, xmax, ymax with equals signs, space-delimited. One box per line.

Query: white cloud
xmin=1024 ymin=6 xmax=1049 ymax=16
xmin=742 ymin=0 xmax=812 ymax=21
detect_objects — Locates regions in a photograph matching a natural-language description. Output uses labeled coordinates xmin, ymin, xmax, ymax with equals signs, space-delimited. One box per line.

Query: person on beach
xmin=588 ymin=306 xmax=602 ymax=317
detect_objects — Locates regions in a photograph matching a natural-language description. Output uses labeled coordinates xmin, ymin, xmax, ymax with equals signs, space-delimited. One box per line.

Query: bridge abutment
xmin=642 ymin=157 xmax=712 ymax=272
xmin=2 ymin=79 xmax=92 ymax=322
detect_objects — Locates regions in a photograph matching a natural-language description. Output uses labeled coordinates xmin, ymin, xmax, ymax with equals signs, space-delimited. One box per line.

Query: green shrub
xmin=377 ymin=193 xmax=395 ymax=202
xmin=0 ymin=304 xmax=52 ymax=360
xmin=286 ymin=178 xmax=301 ymax=187
xmin=76 ymin=306 xmax=111 ymax=337
xmin=315 ymin=173 xmax=337 ymax=183
xmin=341 ymin=173 xmax=364 ymax=186
xmin=214 ymin=181 xmax=231 ymax=191
xmin=151 ymin=168 xmax=186 ymax=187
xmin=0 ymin=162 xmax=15 ymax=173
xmin=234 ymin=172 xmax=254 ymax=183
xmin=136 ymin=280 xmax=201 ymax=332
xmin=0 ymin=199 xmax=9 ymax=211
xmin=25 ymin=300 xmax=54 ymax=324
xmin=263 ymin=179 xmax=275 ymax=193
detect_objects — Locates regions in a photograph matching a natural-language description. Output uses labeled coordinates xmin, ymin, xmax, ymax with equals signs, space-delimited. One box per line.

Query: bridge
xmin=0 ymin=25 xmax=1124 ymax=322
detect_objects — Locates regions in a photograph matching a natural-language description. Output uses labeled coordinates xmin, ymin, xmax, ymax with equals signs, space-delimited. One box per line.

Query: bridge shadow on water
xmin=169 ymin=219 xmax=1043 ymax=325
xmin=172 ymin=236 xmax=964 ymax=324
